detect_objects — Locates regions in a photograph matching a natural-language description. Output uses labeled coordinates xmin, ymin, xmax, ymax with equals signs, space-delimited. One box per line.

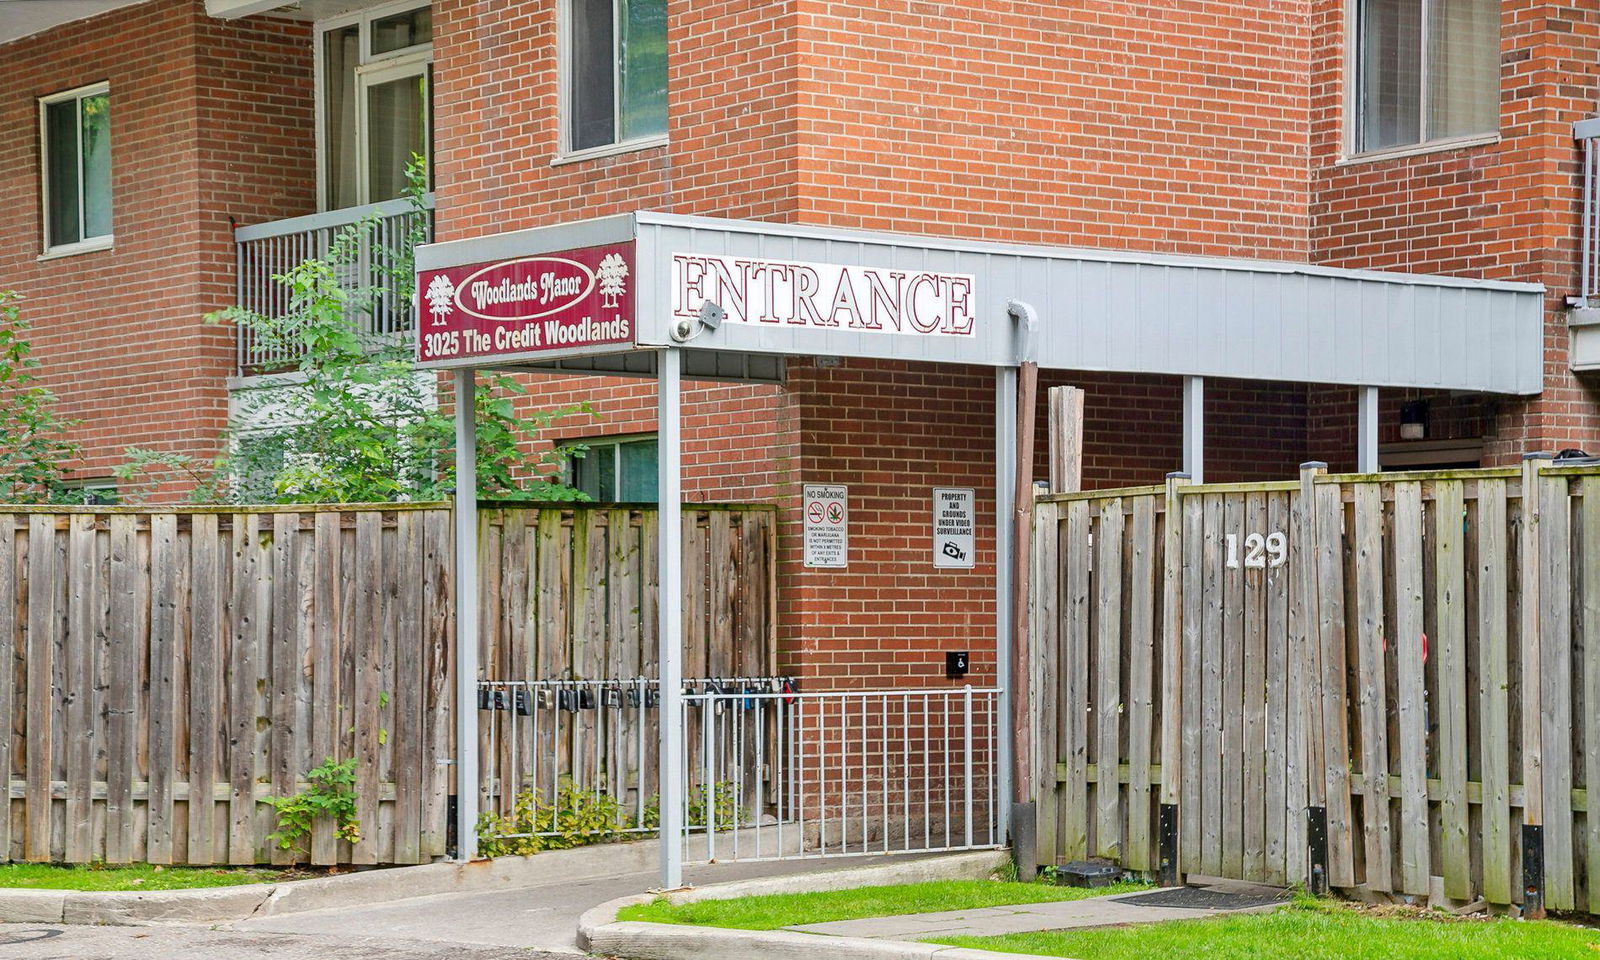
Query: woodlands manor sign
xmin=672 ymin=254 xmax=977 ymax=336
xmin=416 ymin=242 xmax=635 ymax=365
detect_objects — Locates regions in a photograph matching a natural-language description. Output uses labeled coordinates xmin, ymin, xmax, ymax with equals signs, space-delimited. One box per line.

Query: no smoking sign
xmin=803 ymin=484 xmax=848 ymax=568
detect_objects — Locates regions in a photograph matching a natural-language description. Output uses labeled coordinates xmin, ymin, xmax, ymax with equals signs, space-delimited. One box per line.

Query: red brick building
xmin=3 ymin=0 xmax=1599 ymax=696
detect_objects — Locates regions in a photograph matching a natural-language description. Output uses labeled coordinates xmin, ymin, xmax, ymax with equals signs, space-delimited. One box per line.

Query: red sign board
xmin=416 ymin=242 xmax=635 ymax=366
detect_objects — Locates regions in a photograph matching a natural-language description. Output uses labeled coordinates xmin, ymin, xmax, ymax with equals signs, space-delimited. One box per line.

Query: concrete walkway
xmin=784 ymin=886 xmax=1275 ymax=940
xmin=230 ymin=854 xmax=948 ymax=956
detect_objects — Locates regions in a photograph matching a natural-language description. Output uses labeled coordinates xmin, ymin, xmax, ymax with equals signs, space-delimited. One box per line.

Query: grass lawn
xmin=0 ymin=863 xmax=304 ymax=892
xmin=927 ymin=896 xmax=1600 ymax=960
xmin=616 ymin=878 xmax=1154 ymax=931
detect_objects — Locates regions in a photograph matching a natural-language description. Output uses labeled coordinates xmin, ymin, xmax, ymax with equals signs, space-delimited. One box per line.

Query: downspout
xmin=1007 ymin=299 xmax=1039 ymax=879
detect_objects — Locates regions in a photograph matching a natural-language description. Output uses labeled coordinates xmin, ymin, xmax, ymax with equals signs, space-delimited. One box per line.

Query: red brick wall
xmin=792 ymin=0 xmax=1314 ymax=259
xmin=0 ymin=0 xmax=313 ymax=481
xmin=1310 ymin=0 xmax=1600 ymax=463
xmin=777 ymin=360 xmax=998 ymax=688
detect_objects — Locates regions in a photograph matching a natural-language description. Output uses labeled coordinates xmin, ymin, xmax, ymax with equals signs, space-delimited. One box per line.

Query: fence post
xmin=1032 ymin=494 xmax=1061 ymax=869
xmin=1158 ymin=471 xmax=1190 ymax=887
xmin=1521 ymin=452 xmax=1553 ymax=918
xmin=1296 ymin=462 xmax=1328 ymax=893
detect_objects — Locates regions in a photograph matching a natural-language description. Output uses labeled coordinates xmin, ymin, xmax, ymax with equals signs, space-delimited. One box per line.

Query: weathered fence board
xmin=3 ymin=502 xmax=776 ymax=866
xmin=1035 ymin=462 xmax=1600 ymax=916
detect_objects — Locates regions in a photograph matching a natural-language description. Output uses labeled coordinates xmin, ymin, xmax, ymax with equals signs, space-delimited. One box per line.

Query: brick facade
xmin=6 ymin=0 xmax=1600 ymax=684
xmin=0 ymin=0 xmax=313 ymax=484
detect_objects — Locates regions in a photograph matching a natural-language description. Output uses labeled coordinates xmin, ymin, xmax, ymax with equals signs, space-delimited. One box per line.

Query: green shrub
xmin=261 ymin=757 xmax=361 ymax=862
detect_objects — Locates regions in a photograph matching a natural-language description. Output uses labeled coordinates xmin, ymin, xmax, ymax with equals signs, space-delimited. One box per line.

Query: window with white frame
xmin=319 ymin=2 xmax=433 ymax=210
xmin=39 ymin=82 xmax=112 ymax=254
xmin=565 ymin=0 xmax=668 ymax=154
xmin=568 ymin=435 xmax=658 ymax=501
xmin=1353 ymin=0 xmax=1499 ymax=155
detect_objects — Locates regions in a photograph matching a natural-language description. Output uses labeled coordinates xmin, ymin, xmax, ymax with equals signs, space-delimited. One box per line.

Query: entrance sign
xmin=933 ymin=487 xmax=976 ymax=568
xmin=672 ymin=254 xmax=976 ymax=337
xmin=803 ymin=484 xmax=849 ymax=568
xmin=416 ymin=242 xmax=635 ymax=367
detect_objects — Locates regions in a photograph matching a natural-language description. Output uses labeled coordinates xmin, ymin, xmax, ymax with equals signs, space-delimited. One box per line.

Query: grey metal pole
xmin=1358 ymin=386 xmax=1380 ymax=473
xmin=453 ymin=366 xmax=480 ymax=860
xmin=994 ymin=367 xmax=1016 ymax=844
xmin=658 ymin=348 xmax=685 ymax=888
xmin=1182 ymin=375 xmax=1205 ymax=484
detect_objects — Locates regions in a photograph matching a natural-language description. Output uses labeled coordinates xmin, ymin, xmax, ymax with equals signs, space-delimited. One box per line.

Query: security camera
xmin=670 ymin=301 xmax=727 ymax=343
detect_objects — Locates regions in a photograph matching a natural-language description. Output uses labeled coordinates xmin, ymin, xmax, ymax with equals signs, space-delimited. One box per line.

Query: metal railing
xmin=475 ymin=678 xmax=1003 ymax=862
xmin=478 ymin=678 xmax=661 ymax=840
xmin=679 ymin=684 xmax=1003 ymax=863
xmin=233 ymin=195 xmax=433 ymax=373
xmin=1576 ymin=118 xmax=1600 ymax=307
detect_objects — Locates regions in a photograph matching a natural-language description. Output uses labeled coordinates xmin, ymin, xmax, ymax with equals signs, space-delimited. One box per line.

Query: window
xmin=319 ymin=3 xmax=432 ymax=210
xmin=565 ymin=0 xmax=668 ymax=154
xmin=569 ymin=435 xmax=658 ymax=501
xmin=56 ymin=479 xmax=118 ymax=506
xmin=1353 ymin=0 xmax=1499 ymax=155
xmin=39 ymin=83 xmax=111 ymax=254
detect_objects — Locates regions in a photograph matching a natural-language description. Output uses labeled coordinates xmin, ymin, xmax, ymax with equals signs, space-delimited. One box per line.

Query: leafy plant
xmin=119 ymin=157 xmax=589 ymax=505
xmin=0 ymin=291 xmax=81 ymax=503
xmin=262 ymin=757 xmax=361 ymax=861
xmin=476 ymin=783 xmax=629 ymax=858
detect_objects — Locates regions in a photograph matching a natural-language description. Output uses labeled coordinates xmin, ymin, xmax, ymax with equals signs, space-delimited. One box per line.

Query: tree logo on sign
xmin=425 ymin=274 xmax=456 ymax=327
xmin=597 ymin=253 xmax=629 ymax=308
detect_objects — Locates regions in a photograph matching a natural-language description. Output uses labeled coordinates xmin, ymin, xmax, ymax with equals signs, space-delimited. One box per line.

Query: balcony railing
xmin=1576 ymin=118 xmax=1600 ymax=308
xmin=234 ymin=195 xmax=434 ymax=374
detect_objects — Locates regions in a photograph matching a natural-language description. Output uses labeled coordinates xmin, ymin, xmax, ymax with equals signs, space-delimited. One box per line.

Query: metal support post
xmin=1358 ymin=386 xmax=1380 ymax=473
xmin=994 ymin=368 xmax=1016 ymax=846
xmin=1182 ymin=376 xmax=1204 ymax=484
xmin=658 ymin=348 xmax=685 ymax=889
xmin=453 ymin=367 xmax=480 ymax=860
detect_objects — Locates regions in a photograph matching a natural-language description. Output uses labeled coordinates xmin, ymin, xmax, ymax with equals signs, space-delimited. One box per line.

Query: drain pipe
xmin=1007 ymin=299 xmax=1039 ymax=880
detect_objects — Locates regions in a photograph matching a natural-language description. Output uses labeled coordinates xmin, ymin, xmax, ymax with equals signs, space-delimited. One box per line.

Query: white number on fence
xmin=1225 ymin=531 xmax=1288 ymax=569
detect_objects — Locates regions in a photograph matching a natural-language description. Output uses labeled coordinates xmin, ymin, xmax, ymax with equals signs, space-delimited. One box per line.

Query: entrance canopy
xmin=415 ymin=210 xmax=1544 ymax=394
xmin=419 ymin=210 xmax=1544 ymax=885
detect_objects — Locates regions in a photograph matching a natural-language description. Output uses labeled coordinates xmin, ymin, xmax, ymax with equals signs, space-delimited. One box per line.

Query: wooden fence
xmin=0 ymin=502 xmax=776 ymax=866
xmin=1032 ymin=460 xmax=1600 ymax=914
xmin=475 ymin=506 xmax=778 ymax=821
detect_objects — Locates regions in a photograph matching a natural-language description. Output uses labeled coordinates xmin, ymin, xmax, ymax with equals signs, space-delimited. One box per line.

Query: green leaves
xmin=262 ymin=756 xmax=362 ymax=860
xmin=0 ymin=290 xmax=82 ymax=503
xmin=475 ymin=783 xmax=630 ymax=858
xmin=120 ymin=157 xmax=587 ymax=506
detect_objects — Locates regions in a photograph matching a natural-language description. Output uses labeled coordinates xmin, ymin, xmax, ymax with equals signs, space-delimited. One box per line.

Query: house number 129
xmin=1225 ymin=531 xmax=1287 ymax=569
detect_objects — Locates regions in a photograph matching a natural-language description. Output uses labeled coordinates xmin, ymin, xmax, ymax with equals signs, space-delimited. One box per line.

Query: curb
xmin=577 ymin=849 xmax=1013 ymax=955
xmin=582 ymin=920 xmax=1049 ymax=960
xmin=0 ymin=833 xmax=700 ymax=926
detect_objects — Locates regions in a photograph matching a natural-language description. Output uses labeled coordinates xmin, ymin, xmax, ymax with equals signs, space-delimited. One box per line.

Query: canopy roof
xmin=415 ymin=211 xmax=1545 ymax=395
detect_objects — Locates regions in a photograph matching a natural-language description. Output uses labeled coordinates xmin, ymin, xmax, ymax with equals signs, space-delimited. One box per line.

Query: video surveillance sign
xmin=933 ymin=487 xmax=975 ymax=569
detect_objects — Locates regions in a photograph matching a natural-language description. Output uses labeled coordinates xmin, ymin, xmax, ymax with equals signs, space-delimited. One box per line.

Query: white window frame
xmin=1342 ymin=0 xmax=1501 ymax=163
xmin=566 ymin=433 xmax=659 ymax=501
xmin=37 ymin=81 xmax=113 ymax=259
xmin=554 ymin=0 xmax=669 ymax=165
xmin=313 ymin=0 xmax=433 ymax=212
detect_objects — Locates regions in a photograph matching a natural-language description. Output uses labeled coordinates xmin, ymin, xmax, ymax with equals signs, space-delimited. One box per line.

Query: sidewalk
xmin=229 ymin=853 xmax=961 ymax=956
xmin=783 ymin=883 xmax=1285 ymax=940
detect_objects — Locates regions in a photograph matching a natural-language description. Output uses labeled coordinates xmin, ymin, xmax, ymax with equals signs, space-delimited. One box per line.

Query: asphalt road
xmin=0 ymin=924 xmax=573 ymax=960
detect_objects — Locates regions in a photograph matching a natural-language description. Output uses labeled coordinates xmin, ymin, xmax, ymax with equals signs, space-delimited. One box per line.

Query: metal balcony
xmin=1576 ymin=118 xmax=1600 ymax=308
xmin=233 ymin=195 xmax=434 ymax=374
